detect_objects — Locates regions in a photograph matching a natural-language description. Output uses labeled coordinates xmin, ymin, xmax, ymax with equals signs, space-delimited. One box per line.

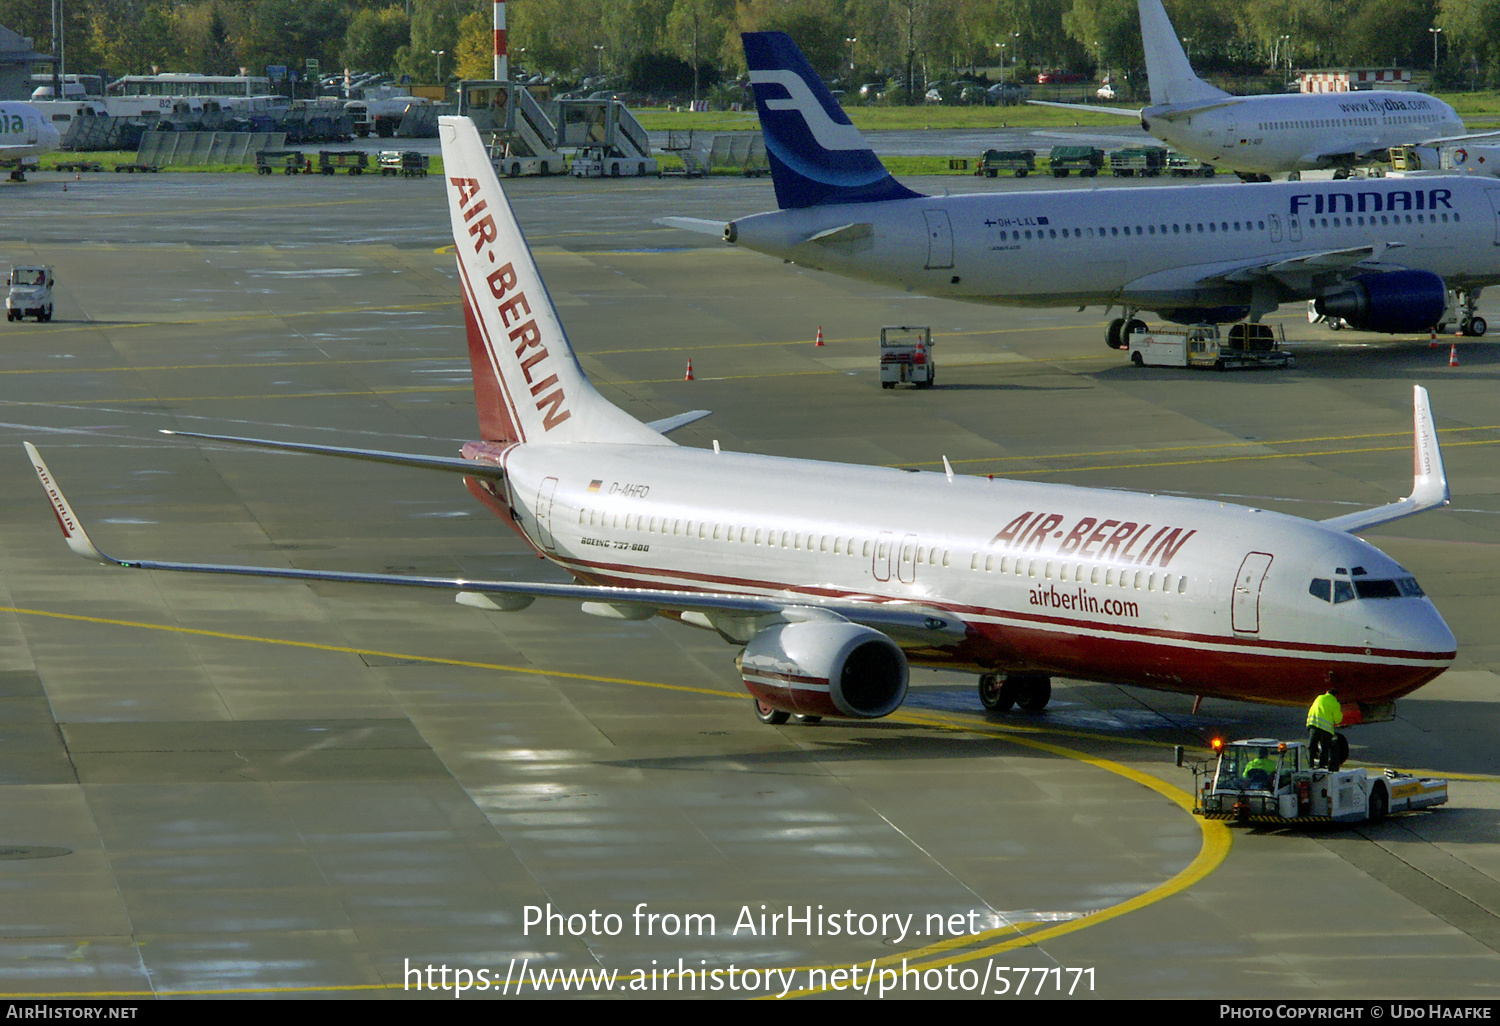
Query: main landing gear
xmin=977 ymin=672 xmax=1052 ymax=713
xmin=1105 ymin=313 xmax=1146 ymax=350
xmin=1457 ymin=289 xmax=1488 ymax=337
xmin=752 ymin=699 xmax=821 ymax=725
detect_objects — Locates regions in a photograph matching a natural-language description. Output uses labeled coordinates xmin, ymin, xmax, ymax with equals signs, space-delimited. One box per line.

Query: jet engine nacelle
xmin=1314 ymin=271 xmax=1447 ymax=334
xmin=740 ymin=620 xmax=909 ymax=719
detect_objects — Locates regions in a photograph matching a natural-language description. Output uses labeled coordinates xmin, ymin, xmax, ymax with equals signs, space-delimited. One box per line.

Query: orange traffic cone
xmin=684 ymin=359 xmax=694 ymax=381
xmin=1429 ymin=328 xmax=1439 ymax=349
xmin=815 ymin=326 xmax=824 ymax=346
xmin=1449 ymin=344 xmax=1459 ymax=367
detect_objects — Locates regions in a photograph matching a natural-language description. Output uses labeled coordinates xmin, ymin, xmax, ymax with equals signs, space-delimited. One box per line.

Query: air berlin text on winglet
xmin=450 ymin=175 xmax=572 ymax=431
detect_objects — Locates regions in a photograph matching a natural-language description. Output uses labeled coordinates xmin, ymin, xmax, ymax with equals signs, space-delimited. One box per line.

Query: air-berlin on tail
xmin=26 ymin=116 xmax=1457 ymax=726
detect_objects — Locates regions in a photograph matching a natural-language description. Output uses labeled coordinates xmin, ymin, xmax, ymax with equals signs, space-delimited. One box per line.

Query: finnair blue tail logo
xmin=742 ymin=32 xmax=919 ymax=209
xmin=748 ymin=70 xmax=867 ymax=153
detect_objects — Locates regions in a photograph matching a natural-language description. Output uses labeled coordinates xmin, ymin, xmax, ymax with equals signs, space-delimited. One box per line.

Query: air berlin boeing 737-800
xmin=27 ymin=116 xmax=1457 ymax=726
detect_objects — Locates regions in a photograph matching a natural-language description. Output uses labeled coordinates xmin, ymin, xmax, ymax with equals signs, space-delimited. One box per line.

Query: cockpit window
xmin=1309 ymin=574 xmax=1422 ymax=602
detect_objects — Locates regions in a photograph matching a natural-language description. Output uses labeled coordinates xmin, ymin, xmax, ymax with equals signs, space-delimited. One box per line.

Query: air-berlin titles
xmin=452 ymin=176 xmax=572 ymax=431
xmin=992 ymin=510 xmax=1197 ymax=567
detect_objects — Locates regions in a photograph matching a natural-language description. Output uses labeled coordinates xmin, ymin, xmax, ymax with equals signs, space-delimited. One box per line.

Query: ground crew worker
xmin=1306 ymin=688 xmax=1341 ymax=768
xmin=1244 ymin=747 xmax=1277 ymax=789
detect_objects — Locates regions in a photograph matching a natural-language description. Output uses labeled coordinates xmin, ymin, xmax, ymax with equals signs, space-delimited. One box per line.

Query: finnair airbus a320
xmin=669 ymin=32 xmax=1500 ymax=346
xmin=29 ymin=116 xmax=1457 ymax=727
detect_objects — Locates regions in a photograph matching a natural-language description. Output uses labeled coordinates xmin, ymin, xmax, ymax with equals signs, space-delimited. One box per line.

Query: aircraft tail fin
xmin=438 ymin=116 xmax=668 ymax=447
xmin=1138 ymin=0 xmax=1230 ymax=107
xmin=742 ymin=32 xmax=920 ymax=210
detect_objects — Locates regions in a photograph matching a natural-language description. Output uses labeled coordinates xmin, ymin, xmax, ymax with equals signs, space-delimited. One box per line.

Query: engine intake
xmin=1314 ymin=271 xmax=1447 ymax=334
xmin=740 ymin=620 xmax=909 ymax=719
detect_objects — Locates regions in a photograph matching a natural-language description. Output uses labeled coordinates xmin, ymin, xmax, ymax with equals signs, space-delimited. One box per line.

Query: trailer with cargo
xmin=1127 ymin=323 xmax=1294 ymax=370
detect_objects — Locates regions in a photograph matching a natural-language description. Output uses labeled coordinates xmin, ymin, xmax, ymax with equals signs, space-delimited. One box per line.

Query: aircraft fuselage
xmin=727 ymin=177 xmax=1500 ymax=319
xmin=472 ymin=440 xmax=1454 ymax=709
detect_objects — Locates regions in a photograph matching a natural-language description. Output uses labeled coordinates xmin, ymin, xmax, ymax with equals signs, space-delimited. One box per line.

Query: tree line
xmin=1 ymin=1 xmax=1495 ymax=95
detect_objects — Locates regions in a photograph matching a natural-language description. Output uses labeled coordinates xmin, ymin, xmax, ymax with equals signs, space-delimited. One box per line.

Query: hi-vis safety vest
xmin=1306 ymin=692 xmax=1341 ymax=733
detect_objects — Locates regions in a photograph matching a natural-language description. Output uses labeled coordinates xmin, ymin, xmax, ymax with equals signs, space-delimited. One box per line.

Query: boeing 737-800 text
xmin=28 ymin=116 xmax=1457 ymax=726
xmin=669 ymin=32 xmax=1500 ymax=346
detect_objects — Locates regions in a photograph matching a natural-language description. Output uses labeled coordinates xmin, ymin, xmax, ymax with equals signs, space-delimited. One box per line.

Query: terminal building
xmin=0 ymin=24 xmax=52 ymax=100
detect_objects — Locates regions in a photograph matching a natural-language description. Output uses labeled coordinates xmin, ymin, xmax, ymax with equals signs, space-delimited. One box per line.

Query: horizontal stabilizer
xmin=645 ymin=410 xmax=712 ymax=435
xmin=159 ymin=430 xmax=506 ymax=479
xmin=1027 ymin=100 xmax=1141 ymax=118
xmin=1321 ymin=385 xmax=1449 ymax=533
xmin=654 ymin=216 xmax=728 ymax=238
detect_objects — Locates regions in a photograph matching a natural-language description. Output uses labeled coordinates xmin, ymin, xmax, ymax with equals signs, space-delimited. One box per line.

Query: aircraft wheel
xmin=1368 ymin=782 xmax=1389 ymax=824
xmin=754 ymin=699 xmax=790 ymax=725
xmin=1106 ymin=317 xmax=1125 ymax=349
xmin=793 ymin=714 xmax=823 ymax=724
xmin=1466 ymin=316 xmax=1487 ymax=337
xmin=977 ymin=673 xmax=1014 ymax=712
xmin=1131 ymin=351 xmax=1144 ymax=367
xmin=1330 ymin=732 xmax=1349 ymax=772
xmin=1014 ymin=673 xmax=1052 ymax=713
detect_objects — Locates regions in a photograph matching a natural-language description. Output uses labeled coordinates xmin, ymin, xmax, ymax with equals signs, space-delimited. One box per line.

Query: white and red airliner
xmin=28 ymin=116 xmax=1457 ymax=726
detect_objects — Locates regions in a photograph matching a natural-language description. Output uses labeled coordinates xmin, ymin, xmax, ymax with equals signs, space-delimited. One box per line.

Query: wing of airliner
xmin=25 ymin=440 xmax=967 ymax=651
xmin=1121 ymin=242 xmax=1406 ymax=301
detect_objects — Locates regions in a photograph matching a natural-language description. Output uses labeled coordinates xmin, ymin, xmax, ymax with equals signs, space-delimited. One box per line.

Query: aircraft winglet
xmin=1320 ymin=385 xmax=1449 ymax=533
xmin=25 ymin=441 xmax=112 ymax=564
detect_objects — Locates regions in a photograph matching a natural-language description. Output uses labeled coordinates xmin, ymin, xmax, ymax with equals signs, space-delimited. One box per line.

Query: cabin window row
xmin=576 ymin=506 xmax=1187 ymax=592
xmin=969 ymin=551 xmax=1189 ymax=594
xmin=1004 ymin=220 xmax=1269 ymax=242
xmin=1002 ymin=211 xmax=1454 ymax=244
xmin=577 ymin=507 xmax=955 ymax=563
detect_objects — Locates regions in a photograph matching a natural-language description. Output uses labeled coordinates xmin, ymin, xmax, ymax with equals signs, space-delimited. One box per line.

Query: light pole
xmin=995 ymin=42 xmax=1007 ymax=83
xmin=430 ymin=49 xmax=445 ymax=82
xmin=1430 ymin=27 xmax=1443 ymax=76
xmin=1280 ymin=35 xmax=1290 ymax=86
xmin=1012 ymin=32 xmax=1020 ymax=81
xmin=845 ymin=37 xmax=857 ymax=76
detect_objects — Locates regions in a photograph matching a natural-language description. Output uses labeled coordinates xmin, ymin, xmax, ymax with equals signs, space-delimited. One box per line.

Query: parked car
xmin=987 ymin=82 xmax=1029 ymax=106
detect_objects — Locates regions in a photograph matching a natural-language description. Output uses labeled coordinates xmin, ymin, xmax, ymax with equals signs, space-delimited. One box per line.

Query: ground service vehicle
xmin=1127 ymin=323 xmax=1294 ymax=370
xmin=879 ymin=326 xmax=935 ymax=388
xmin=1109 ymin=146 xmax=1166 ymax=177
xmin=6 ymin=265 xmax=53 ymax=322
xmin=571 ymin=145 xmax=657 ymax=178
xmin=1179 ymin=738 xmax=1448 ymax=825
xmin=317 ymin=150 xmax=368 ymax=175
xmin=975 ymin=149 xmax=1035 ymax=178
xmin=1047 ymin=145 xmax=1102 ymax=177
xmin=1165 ymin=150 xmax=1216 ymax=177
xmin=378 ymin=151 xmax=429 ymax=178
xmin=255 ymin=150 xmax=305 ymax=175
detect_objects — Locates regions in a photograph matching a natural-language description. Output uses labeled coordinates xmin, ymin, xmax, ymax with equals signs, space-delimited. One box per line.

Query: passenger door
xmin=1231 ymin=552 xmax=1274 ymax=634
xmin=534 ymin=477 xmax=559 ymax=551
xmin=923 ymin=210 xmax=954 ymax=269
